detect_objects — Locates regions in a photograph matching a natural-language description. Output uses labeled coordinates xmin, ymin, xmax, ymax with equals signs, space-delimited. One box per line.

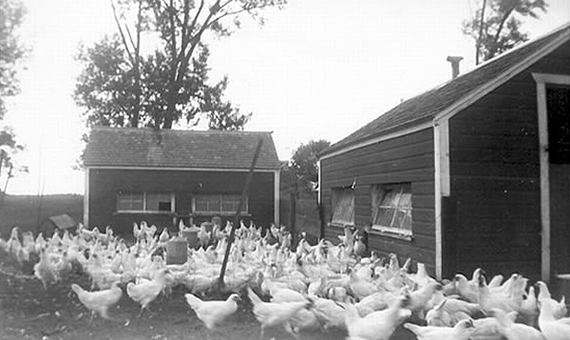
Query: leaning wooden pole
xmin=218 ymin=138 xmax=264 ymax=289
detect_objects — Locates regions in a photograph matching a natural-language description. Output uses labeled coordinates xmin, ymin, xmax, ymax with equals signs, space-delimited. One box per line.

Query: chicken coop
xmin=318 ymin=23 xmax=570 ymax=298
xmin=83 ymin=128 xmax=282 ymax=234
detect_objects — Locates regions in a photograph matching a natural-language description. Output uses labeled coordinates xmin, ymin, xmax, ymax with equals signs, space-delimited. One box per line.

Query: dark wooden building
xmin=83 ymin=128 xmax=282 ymax=233
xmin=319 ymin=23 xmax=570 ymax=292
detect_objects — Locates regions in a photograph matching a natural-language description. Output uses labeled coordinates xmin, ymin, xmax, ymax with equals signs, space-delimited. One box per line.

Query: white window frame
xmin=116 ymin=192 xmax=175 ymax=214
xmin=330 ymin=187 xmax=355 ymax=227
xmin=192 ymin=194 xmax=248 ymax=216
xmin=371 ymin=183 xmax=412 ymax=237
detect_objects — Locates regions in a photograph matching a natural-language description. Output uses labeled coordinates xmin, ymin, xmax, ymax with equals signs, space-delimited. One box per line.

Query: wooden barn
xmin=319 ymin=23 xmax=570 ymax=292
xmin=83 ymin=127 xmax=282 ymax=234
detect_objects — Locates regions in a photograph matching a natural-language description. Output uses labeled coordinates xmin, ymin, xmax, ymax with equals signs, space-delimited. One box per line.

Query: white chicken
xmin=247 ymin=287 xmax=313 ymax=340
xmin=71 ymin=281 xmax=122 ymax=322
xmin=184 ymin=293 xmax=240 ymax=330
xmin=490 ymin=308 xmax=546 ymax=340
xmin=536 ymin=281 xmax=567 ymax=320
xmin=404 ymin=318 xmax=475 ymax=340
xmin=343 ymin=295 xmax=411 ymax=340
xmin=538 ymin=293 xmax=570 ymax=340
xmin=126 ymin=268 xmax=169 ymax=316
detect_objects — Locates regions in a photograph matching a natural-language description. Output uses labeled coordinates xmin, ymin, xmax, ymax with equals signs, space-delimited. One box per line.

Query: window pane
xmin=332 ymin=187 xmax=354 ymax=224
xmin=146 ymin=193 xmax=172 ymax=211
xmin=371 ymin=183 xmax=412 ymax=232
xmin=379 ymin=189 xmax=398 ymax=207
xmin=195 ymin=194 xmax=245 ymax=213
xmin=375 ymin=207 xmax=395 ymax=227
xmin=117 ymin=193 xmax=144 ymax=211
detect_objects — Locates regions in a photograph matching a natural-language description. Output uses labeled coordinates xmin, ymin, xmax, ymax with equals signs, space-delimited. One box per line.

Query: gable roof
xmin=46 ymin=214 xmax=77 ymax=230
xmin=322 ymin=22 xmax=570 ymax=157
xmin=83 ymin=127 xmax=282 ymax=170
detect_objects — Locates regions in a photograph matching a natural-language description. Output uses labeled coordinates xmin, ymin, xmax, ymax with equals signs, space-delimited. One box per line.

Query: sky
xmin=3 ymin=0 xmax=570 ymax=195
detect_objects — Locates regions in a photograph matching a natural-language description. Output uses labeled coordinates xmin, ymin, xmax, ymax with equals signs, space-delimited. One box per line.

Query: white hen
xmin=344 ymin=295 xmax=411 ymax=340
xmin=185 ymin=293 xmax=240 ymax=330
xmin=538 ymin=294 xmax=570 ymax=340
xmin=247 ymin=287 xmax=312 ymax=340
xmin=404 ymin=319 xmax=475 ymax=340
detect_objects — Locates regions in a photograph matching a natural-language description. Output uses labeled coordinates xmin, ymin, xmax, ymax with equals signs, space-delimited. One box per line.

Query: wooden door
xmin=546 ymin=85 xmax=570 ymax=299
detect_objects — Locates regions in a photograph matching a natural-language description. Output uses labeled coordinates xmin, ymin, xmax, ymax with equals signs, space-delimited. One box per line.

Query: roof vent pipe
xmin=446 ymin=56 xmax=463 ymax=79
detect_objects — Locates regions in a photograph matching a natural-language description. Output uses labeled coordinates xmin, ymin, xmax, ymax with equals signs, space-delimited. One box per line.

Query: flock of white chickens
xmin=0 ymin=220 xmax=569 ymax=340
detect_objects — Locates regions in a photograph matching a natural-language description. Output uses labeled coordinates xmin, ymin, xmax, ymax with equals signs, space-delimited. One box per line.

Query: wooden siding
xmin=321 ymin=128 xmax=436 ymax=272
xmin=447 ymin=41 xmax=570 ymax=281
xmin=88 ymin=169 xmax=275 ymax=234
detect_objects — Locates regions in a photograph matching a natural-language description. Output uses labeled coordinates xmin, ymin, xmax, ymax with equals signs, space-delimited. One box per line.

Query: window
xmin=116 ymin=192 xmax=174 ymax=213
xmin=331 ymin=187 xmax=355 ymax=226
xmin=193 ymin=194 xmax=247 ymax=215
xmin=371 ymin=183 xmax=412 ymax=235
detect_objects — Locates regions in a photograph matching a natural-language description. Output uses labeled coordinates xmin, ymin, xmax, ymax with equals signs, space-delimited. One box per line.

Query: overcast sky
xmin=4 ymin=0 xmax=570 ymax=195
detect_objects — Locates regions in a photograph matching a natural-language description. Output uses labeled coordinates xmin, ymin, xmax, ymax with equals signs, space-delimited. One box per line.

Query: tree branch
xmin=110 ymin=0 xmax=135 ymax=64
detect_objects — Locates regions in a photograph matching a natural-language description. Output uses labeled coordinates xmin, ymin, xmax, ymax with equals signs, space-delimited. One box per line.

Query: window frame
xmin=371 ymin=183 xmax=412 ymax=238
xmin=330 ymin=186 xmax=355 ymax=227
xmin=192 ymin=194 xmax=248 ymax=216
xmin=116 ymin=192 xmax=175 ymax=214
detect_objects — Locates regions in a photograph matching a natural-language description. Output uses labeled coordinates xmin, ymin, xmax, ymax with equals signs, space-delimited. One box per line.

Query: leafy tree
xmin=75 ymin=0 xmax=284 ymax=130
xmin=462 ymin=0 xmax=547 ymax=64
xmin=0 ymin=0 xmax=27 ymax=196
xmin=290 ymin=140 xmax=331 ymax=196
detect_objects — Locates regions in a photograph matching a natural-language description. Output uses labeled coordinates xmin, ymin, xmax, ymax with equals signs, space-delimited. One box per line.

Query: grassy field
xmin=0 ymin=194 xmax=83 ymax=236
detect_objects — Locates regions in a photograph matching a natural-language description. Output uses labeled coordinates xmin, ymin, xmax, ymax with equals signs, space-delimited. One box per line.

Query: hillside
xmin=0 ymin=194 xmax=83 ymax=235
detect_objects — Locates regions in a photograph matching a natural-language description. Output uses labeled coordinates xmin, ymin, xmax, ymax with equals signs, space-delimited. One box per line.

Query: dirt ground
xmin=0 ymin=255 xmax=415 ymax=340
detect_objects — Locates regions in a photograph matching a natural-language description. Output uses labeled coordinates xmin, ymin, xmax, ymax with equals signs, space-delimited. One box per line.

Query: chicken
xmin=489 ymin=308 xmax=546 ymax=340
xmin=406 ymin=281 xmax=441 ymax=317
xmin=425 ymin=299 xmax=472 ymax=327
xmin=538 ymin=293 xmax=570 ymax=340
xmin=452 ymin=273 xmax=479 ymax=302
xmin=311 ymin=297 xmax=347 ymax=331
xmin=34 ymin=247 xmax=59 ymax=289
xmin=477 ymin=273 xmax=520 ymax=313
xmin=247 ymin=287 xmax=312 ymax=340
xmin=403 ymin=319 xmax=475 ymax=340
xmin=126 ymin=268 xmax=169 ymax=316
xmin=185 ymin=293 xmax=240 ymax=330
xmin=343 ymin=295 xmax=411 ymax=340
xmin=536 ymin=281 xmax=567 ymax=319
xmin=71 ymin=281 xmax=122 ymax=322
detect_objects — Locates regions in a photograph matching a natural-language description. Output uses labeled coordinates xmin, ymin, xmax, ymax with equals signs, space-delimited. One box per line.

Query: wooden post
xmin=289 ymin=192 xmax=296 ymax=247
xmin=218 ymin=139 xmax=263 ymax=289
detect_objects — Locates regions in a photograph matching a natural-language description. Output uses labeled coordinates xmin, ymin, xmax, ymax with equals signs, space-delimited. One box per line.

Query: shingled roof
xmin=83 ymin=127 xmax=282 ymax=170
xmin=323 ymin=22 xmax=570 ymax=156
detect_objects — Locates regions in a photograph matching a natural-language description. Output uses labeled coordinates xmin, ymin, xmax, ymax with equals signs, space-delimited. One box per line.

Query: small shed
xmin=319 ymin=22 xmax=570 ymax=297
xmin=83 ymin=128 xmax=282 ymax=233
xmin=40 ymin=214 xmax=77 ymax=236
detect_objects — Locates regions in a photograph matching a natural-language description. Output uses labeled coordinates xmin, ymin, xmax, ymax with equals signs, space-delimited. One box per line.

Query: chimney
xmin=446 ymin=56 xmax=463 ymax=79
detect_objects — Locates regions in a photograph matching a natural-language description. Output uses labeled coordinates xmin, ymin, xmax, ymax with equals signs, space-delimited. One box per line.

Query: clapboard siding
xmin=88 ymin=169 xmax=275 ymax=234
xmin=322 ymin=128 xmax=436 ymax=268
xmin=445 ymin=42 xmax=570 ymax=278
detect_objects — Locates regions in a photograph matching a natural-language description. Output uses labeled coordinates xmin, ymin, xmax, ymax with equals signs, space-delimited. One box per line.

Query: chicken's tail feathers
xmin=247 ymin=287 xmax=263 ymax=307
xmin=70 ymin=283 xmax=84 ymax=295
xmin=403 ymin=323 xmax=421 ymax=335
xmin=184 ymin=293 xmax=203 ymax=310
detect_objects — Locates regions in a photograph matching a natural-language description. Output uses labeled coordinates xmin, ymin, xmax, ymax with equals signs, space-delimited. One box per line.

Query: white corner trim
xmin=274 ymin=170 xmax=280 ymax=225
xmin=433 ymin=119 xmax=450 ymax=280
xmin=83 ymin=167 xmax=90 ymax=228
xmin=532 ymin=72 xmax=570 ymax=281
xmin=317 ymin=159 xmax=322 ymax=205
